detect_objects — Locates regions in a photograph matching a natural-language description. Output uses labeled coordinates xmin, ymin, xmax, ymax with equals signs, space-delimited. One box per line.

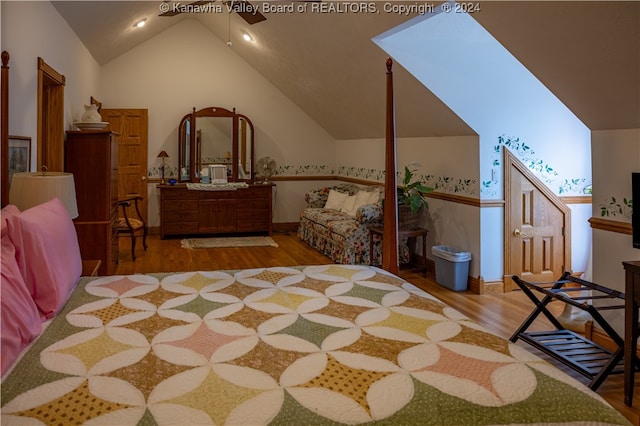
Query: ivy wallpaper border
xmin=599 ymin=196 xmax=633 ymax=220
xmin=147 ymin=163 xmax=478 ymax=197
xmin=483 ymin=134 xmax=592 ymax=198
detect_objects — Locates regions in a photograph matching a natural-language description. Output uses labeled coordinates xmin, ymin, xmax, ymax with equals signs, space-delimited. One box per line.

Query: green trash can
xmin=431 ymin=246 xmax=471 ymax=291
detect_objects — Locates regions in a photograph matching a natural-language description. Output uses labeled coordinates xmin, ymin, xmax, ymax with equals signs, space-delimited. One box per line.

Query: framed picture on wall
xmin=8 ymin=136 xmax=31 ymax=185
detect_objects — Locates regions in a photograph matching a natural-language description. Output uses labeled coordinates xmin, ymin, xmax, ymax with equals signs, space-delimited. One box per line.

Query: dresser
xmin=159 ymin=184 xmax=273 ymax=238
xmin=65 ymin=130 xmax=119 ymax=275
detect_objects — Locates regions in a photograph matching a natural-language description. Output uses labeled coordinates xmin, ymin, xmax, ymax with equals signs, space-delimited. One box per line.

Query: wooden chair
xmin=114 ymin=196 xmax=147 ymax=261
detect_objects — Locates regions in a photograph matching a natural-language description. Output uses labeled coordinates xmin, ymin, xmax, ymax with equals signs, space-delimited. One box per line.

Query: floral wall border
xmin=147 ymin=163 xmax=478 ymax=197
xmin=483 ymin=134 xmax=592 ymax=198
xmin=599 ymin=196 xmax=633 ymax=220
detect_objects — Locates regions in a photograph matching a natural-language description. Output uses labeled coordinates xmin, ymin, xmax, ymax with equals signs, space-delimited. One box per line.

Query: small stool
xmin=368 ymin=226 xmax=428 ymax=277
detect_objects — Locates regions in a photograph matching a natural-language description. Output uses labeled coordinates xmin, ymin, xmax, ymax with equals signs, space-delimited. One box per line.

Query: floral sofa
xmin=298 ymin=183 xmax=409 ymax=265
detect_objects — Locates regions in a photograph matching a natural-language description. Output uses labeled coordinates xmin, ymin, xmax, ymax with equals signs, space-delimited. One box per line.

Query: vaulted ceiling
xmin=52 ymin=1 xmax=639 ymax=139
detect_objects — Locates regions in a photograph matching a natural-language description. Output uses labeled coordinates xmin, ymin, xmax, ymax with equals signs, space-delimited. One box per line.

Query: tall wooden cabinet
xmin=65 ymin=130 xmax=119 ymax=275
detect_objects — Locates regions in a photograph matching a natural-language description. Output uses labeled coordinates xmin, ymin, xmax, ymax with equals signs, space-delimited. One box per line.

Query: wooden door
xmin=101 ymin=109 xmax=148 ymax=223
xmin=504 ymin=149 xmax=571 ymax=290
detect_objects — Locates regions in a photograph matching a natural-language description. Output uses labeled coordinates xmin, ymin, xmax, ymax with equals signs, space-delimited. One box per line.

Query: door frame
xmin=503 ymin=148 xmax=571 ymax=291
xmin=37 ymin=57 xmax=65 ymax=172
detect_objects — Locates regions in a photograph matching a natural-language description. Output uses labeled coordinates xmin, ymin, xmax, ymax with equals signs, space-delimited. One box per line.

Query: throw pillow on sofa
xmin=340 ymin=195 xmax=357 ymax=215
xmin=324 ymin=189 xmax=349 ymax=210
xmin=343 ymin=191 xmax=375 ymax=217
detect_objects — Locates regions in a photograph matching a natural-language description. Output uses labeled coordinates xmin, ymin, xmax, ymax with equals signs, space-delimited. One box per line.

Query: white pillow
xmin=340 ymin=195 xmax=357 ymax=214
xmin=324 ymin=190 xmax=349 ymax=210
xmin=367 ymin=190 xmax=380 ymax=204
xmin=343 ymin=191 xmax=372 ymax=217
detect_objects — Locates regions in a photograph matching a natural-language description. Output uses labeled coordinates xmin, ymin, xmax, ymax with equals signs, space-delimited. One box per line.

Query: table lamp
xmin=158 ymin=150 xmax=169 ymax=184
xmin=9 ymin=170 xmax=79 ymax=218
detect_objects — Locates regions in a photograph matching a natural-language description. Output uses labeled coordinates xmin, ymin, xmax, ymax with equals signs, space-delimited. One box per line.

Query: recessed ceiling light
xmin=134 ymin=19 xmax=147 ymax=28
xmin=242 ymin=31 xmax=253 ymax=42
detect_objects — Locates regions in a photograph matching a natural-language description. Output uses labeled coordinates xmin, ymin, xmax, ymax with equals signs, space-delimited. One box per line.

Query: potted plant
xmin=397 ymin=163 xmax=433 ymax=229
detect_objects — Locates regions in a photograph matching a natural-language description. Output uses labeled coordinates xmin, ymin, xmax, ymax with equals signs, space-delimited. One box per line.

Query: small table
xmin=623 ymin=260 xmax=640 ymax=406
xmin=368 ymin=226 xmax=428 ymax=277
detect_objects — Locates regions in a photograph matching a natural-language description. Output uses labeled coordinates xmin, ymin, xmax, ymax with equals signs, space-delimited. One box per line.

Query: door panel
xmin=512 ymin=172 xmax=564 ymax=282
xmin=504 ymin=149 xmax=571 ymax=290
xmin=102 ymin=109 xmax=148 ymax=224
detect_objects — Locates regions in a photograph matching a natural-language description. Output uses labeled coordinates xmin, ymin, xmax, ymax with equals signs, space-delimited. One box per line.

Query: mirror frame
xmin=178 ymin=106 xmax=254 ymax=183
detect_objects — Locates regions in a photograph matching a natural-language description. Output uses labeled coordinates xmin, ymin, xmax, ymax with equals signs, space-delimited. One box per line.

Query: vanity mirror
xmin=178 ymin=106 xmax=254 ymax=183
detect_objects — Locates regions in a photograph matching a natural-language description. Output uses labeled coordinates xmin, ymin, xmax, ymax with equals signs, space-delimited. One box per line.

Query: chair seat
xmin=115 ymin=217 xmax=143 ymax=231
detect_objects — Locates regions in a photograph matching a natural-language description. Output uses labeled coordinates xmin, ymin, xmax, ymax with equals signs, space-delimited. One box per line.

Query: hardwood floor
xmin=115 ymin=232 xmax=639 ymax=424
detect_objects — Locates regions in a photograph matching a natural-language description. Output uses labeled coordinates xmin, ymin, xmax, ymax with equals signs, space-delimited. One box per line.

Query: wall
xmin=97 ymin=19 xmax=336 ymax=227
xmin=374 ymin=7 xmax=593 ymax=281
xmin=335 ymin=135 xmax=481 ymax=276
xmin=1 ymin=1 xmax=101 ymax=173
xmin=591 ymin=128 xmax=640 ymax=334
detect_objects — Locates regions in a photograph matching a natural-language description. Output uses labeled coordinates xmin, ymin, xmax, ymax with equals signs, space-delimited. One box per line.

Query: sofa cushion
xmin=340 ymin=194 xmax=357 ymax=215
xmin=343 ymin=191 xmax=374 ymax=217
xmin=302 ymin=208 xmax=351 ymax=228
xmin=324 ymin=189 xmax=349 ymax=210
xmin=327 ymin=219 xmax=358 ymax=236
xmin=367 ymin=190 xmax=380 ymax=204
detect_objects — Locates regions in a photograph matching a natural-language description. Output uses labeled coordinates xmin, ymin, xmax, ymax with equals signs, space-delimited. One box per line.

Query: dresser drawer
xmin=237 ymin=186 xmax=271 ymax=199
xmin=163 ymin=222 xmax=198 ymax=235
xmin=163 ymin=188 xmax=198 ymax=200
xmin=163 ymin=210 xmax=199 ymax=223
xmin=237 ymin=207 xmax=268 ymax=220
xmin=199 ymin=190 xmax=235 ymax=200
xmin=163 ymin=199 xmax=198 ymax=212
xmin=238 ymin=199 xmax=269 ymax=211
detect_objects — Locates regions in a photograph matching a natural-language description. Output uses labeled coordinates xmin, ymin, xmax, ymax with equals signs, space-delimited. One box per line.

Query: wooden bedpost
xmin=1 ymin=51 xmax=9 ymax=208
xmin=382 ymin=58 xmax=399 ymax=274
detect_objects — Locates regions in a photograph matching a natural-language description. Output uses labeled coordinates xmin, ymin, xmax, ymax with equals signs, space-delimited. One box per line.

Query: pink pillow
xmin=1 ymin=235 xmax=42 ymax=376
xmin=7 ymin=198 xmax=82 ymax=318
xmin=1 ymin=204 xmax=20 ymax=237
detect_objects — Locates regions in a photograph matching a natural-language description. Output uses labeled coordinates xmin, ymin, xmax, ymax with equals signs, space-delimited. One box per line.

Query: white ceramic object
xmin=80 ymin=104 xmax=102 ymax=122
xmin=74 ymin=121 xmax=109 ymax=130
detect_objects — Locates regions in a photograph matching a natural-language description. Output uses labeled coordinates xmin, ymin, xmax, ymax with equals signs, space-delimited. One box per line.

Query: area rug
xmin=180 ymin=236 xmax=278 ymax=249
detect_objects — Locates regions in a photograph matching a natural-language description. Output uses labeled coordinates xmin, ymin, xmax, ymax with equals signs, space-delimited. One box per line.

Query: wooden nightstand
xmin=368 ymin=226 xmax=429 ymax=277
xmin=82 ymin=259 xmax=102 ymax=277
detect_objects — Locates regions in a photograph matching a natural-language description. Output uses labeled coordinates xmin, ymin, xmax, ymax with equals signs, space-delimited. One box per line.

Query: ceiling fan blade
xmin=228 ymin=0 xmax=266 ymax=25
xmin=159 ymin=0 xmax=212 ymax=17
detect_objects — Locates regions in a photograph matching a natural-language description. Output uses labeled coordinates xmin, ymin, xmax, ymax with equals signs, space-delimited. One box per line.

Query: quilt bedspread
xmin=1 ymin=265 xmax=629 ymax=425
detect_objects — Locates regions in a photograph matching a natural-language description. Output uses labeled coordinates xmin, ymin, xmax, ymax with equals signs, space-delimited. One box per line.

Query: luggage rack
xmin=510 ymin=272 xmax=626 ymax=390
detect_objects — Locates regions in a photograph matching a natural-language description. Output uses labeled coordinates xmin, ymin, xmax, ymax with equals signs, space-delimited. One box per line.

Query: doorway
xmin=503 ymin=148 xmax=571 ymax=291
xmin=37 ymin=57 xmax=65 ymax=172
xmin=101 ymin=108 xmax=149 ymax=224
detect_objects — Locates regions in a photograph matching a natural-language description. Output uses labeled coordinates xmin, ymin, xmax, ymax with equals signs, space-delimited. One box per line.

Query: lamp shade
xmin=157 ymin=150 xmax=169 ymax=158
xmin=9 ymin=172 xmax=79 ymax=219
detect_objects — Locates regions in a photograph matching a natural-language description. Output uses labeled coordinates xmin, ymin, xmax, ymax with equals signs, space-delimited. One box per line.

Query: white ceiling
xmin=52 ymin=1 xmax=639 ymax=139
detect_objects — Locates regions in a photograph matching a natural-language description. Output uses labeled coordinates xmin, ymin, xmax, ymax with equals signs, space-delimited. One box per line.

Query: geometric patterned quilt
xmin=1 ymin=265 xmax=629 ymax=425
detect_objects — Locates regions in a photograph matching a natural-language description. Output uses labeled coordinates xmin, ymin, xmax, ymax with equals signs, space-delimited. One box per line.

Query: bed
xmin=0 ymin=53 xmax=631 ymax=425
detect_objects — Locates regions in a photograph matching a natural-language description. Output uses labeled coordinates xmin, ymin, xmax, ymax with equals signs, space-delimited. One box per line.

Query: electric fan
xmin=256 ymin=156 xmax=276 ymax=184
